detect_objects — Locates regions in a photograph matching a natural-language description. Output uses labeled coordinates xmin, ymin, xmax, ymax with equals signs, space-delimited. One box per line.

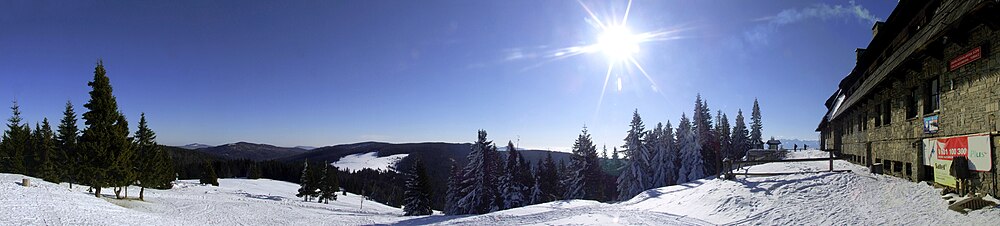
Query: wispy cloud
xmin=743 ymin=1 xmax=880 ymax=46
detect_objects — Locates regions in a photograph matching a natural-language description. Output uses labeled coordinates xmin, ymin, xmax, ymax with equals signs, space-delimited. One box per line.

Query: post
xmin=829 ymin=150 xmax=834 ymax=172
xmin=22 ymin=178 xmax=29 ymax=187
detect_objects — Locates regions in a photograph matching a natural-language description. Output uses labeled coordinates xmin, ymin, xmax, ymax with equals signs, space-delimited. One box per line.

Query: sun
xmin=597 ymin=26 xmax=641 ymax=62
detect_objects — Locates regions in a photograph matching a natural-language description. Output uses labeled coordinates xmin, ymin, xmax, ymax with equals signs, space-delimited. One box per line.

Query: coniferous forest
xmin=0 ymin=62 xmax=766 ymax=215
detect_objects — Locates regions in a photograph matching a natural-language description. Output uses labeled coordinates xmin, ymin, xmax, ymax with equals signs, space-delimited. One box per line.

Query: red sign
xmin=949 ymin=47 xmax=981 ymax=71
xmin=935 ymin=136 xmax=969 ymax=160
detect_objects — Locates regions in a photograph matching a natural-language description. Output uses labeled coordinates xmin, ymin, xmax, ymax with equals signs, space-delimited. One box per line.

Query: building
xmin=766 ymin=137 xmax=781 ymax=150
xmin=816 ymin=0 xmax=1000 ymax=195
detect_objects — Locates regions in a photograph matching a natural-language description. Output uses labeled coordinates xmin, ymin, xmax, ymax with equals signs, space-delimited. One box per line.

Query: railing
xmin=721 ymin=149 xmax=848 ymax=179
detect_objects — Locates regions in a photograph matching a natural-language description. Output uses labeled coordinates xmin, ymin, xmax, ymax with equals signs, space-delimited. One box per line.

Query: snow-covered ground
xmin=0 ymin=175 xmax=409 ymax=225
xmin=333 ymin=152 xmax=409 ymax=172
xmin=4 ymin=150 xmax=1000 ymax=225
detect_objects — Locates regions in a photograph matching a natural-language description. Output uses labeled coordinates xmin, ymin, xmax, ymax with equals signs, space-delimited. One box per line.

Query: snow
xmin=0 ymin=175 xmax=410 ymax=225
xmin=6 ymin=149 xmax=1000 ymax=225
xmin=332 ymin=152 xmax=409 ymax=172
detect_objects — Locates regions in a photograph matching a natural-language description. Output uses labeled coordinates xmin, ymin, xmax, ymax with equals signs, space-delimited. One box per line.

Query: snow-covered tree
xmin=617 ymin=110 xmax=651 ymax=201
xmin=717 ymin=111 xmax=732 ymax=160
xmin=531 ymin=152 xmax=560 ymax=204
xmin=565 ymin=126 xmax=602 ymax=200
xmin=693 ymin=95 xmax=719 ymax=176
xmin=445 ymin=161 xmax=464 ymax=215
xmin=677 ymin=114 xmax=705 ymax=184
xmin=403 ymin=159 xmax=432 ymax=216
xmin=651 ymin=122 xmax=678 ymax=187
xmin=456 ymin=130 xmax=500 ymax=214
xmin=499 ymin=141 xmax=528 ymax=209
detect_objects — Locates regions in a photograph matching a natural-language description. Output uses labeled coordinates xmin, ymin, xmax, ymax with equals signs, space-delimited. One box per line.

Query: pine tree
xmin=456 ymin=130 xmax=500 ymax=214
xmin=617 ymin=109 xmax=651 ymax=201
xmin=200 ymin=160 xmax=219 ymax=186
xmin=565 ymin=126 xmax=602 ymax=200
xmin=1 ymin=101 xmax=29 ymax=175
xmin=56 ymin=101 xmax=80 ymax=188
xmin=35 ymin=119 xmax=59 ymax=183
xmin=677 ymin=114 xmax=705 ymax=184
xmin=445 ymin=161 xmax=464 ymax=215
xmin=693 ymin=95 xmax=719 ymax=176
xmin=531 ymin=152 xmax=560 ymax=204
xmin=731 ymin=109 xmax=750 ymax=159
xmin=403 ymin=158 xmax=432 ymax=216
xmin=296 ymin=160 xmax=314 ymax=201
xmin=718 ymin=112 xmax=732 ymax=160
xmin=651 ymin=122 xmax=678 ymax=187
xmin=79 ymin=61 xmax=134 ymax=198
xmin=750 ymin=98 xmax=763 ymax=149
xmin=318 ymin=162 xmax=338 ymax=203
xmin=134 ymin=113 xmax=174 ymax=200
xmin=610 ymin=147 xmax=621 ymax=171
xmin=500 ymin=141 xmax=528 ymax=209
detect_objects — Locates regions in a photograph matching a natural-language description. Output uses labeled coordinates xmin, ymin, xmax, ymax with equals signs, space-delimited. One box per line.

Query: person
xmin=794 ymin=144 xmax=798 ymax=151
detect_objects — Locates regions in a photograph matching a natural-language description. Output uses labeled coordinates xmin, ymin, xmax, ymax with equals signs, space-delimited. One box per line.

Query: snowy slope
xmin=1 ymin=175 xmax=412 ymax=225
xmin=415 ymin=150 xmax=1000 ymax=225
xmin=333 ymin=152 xmax=409 ymax=172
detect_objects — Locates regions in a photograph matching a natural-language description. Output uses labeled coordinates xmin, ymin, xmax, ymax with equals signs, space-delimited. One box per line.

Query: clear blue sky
xmin=0 ymin=0 xmax=897 ymax=150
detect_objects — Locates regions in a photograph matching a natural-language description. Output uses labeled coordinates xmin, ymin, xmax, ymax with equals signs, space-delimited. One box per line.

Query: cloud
xmin=743 ymin=1 xmax=880 ymax=46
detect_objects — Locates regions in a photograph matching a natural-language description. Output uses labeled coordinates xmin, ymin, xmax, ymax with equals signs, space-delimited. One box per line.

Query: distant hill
xmin=191 ymin=142 xmax=309 ymax=161
xmin=176 ymin=143 xmax=213 ymax=150
xmin=294 ymin=146 xmax=318 ymax=150
xmin=778 ymin=139 xmax=820 ymax=150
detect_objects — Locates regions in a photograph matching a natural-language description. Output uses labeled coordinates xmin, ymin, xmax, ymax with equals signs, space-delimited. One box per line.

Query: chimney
xmin=872 ymin=21 xmax=885 ymax=38
xmin=856 ymin=48 xmax=867 ymax=63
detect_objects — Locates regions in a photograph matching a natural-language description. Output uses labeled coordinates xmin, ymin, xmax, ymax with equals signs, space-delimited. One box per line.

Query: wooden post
xmin=829 ymin=150 xmax=834 ymax=172
xmin=22 ymin=178 xmax=29 ymax=187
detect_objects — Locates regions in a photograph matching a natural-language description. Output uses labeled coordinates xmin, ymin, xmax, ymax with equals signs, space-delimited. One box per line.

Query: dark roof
xmin=766 ymin=138 xmax=781 ymax=145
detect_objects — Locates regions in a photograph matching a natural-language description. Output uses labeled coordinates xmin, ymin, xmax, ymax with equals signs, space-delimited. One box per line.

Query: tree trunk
xmin=140 ymin=187 xmax=145 ymax=201
xmin=114 ymin=187 xmax=122 ymax=199
xmin=94 ymin=187 xmax=101 ymax=198
xmin=124 ymin=186 xmax=128 ymax=199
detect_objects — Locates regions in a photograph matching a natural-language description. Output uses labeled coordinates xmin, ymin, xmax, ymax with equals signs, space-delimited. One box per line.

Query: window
xmin=906 ymin=88 xmax=918 ymax=119
xmin=925 ymin=78 xmax=940 ymax=114
xmin=874 ymin=106 xmax=882 ymax=127
xmin=882 ymin=100 xmax=892 ymax=125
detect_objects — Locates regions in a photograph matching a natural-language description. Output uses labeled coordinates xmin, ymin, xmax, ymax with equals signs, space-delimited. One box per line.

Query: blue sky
xmin=0 ymin=0 xmax=897 ymax=150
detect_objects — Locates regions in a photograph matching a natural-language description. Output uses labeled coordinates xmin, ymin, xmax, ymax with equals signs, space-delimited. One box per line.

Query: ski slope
xmin=333 ymin=152 xmax=409 ymax=172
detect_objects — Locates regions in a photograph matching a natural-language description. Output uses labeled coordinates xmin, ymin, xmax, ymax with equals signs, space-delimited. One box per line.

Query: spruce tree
xmin=651 ymin=122 xmax=677 ymax=187
xmin=456 ymin=130 xmax=500 ymax=214
xmin=751 ymin=98 xmax=763 ymax=149
xmin=1 ymin=101 xmax=28 ymax=175
xmin=531 ymin=152 xmax=560 ymax=204
xmin=693 ymin=95 xmax=719 ymax=176
xmin=36 ymin=119 xmax=59 ymax=182
xmin=731 ymin=110 xmax=750 ymax=159
xmin=318 ymin=162 xmax=338 ymax=203
xmin=200 ymin=160 xmax=219 ymax=186
xmin=403 ymin=159 xmax=432 ymax=216
xmin=617 ymin=109 xmax=651 ymax=201
xmin=296 ymin=160 xmax=314 ymax=201
xmin=565 ymin=127 xmax=601 ymax=200
xmin=677 ymin=114 xmax=706 ymax=184
xmin=134 ymin=113 xmax=174 ymax=200
xmin=79 ymin=61 xmax=134 ymax=198
xmin=500 ymin=141 xmax=527 ymax=209
xmin=445 ymin=161 xmax=464 ymax=215
xmin=56 ymin=101 xmax=80 ymax=188
xmin=718 ymin=112 xmax=732 ymax=160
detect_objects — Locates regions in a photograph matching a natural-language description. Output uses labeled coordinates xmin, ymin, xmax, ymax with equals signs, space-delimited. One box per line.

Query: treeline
xmin=0 ymin=61 xmax=174 ymax=200
xmin=440 ymin=94 xmax=765 ymax=215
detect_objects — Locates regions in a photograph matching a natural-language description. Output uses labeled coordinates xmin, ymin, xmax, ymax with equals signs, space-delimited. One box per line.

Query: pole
xmin=829 ymin=150 xmax=834 ymax=172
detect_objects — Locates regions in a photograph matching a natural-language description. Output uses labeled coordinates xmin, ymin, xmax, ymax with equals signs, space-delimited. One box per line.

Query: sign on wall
xmin=949 ymin=46 xmax=982 ymax=71
xmin=923 ymin=115 xmax=939 ymax=134
xmin=922 ymin=134 xmax=993 ymax=187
